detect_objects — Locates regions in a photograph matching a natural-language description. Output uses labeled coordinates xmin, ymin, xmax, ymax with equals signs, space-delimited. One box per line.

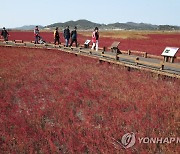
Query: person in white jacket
xmin=91 ymin=27 xmax=99 ymax=51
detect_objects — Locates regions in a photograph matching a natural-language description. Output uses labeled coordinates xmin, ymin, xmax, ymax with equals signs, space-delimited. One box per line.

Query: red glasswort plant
xmin=0 ymin=46 xmax=179 ymax=153
xmin=9 ymin=31 xmax=180 ymax=56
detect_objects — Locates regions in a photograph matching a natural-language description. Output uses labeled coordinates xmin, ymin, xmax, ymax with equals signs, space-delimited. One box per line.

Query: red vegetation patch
xmin=9 ymin=31 xmax=180 ymax=56
xmin=0 ymin=46 xmax=179 ymax=153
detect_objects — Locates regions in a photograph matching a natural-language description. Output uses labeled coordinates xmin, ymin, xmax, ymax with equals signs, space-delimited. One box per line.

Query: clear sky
xmin=0 ymin=0 xmax=180 ymax=28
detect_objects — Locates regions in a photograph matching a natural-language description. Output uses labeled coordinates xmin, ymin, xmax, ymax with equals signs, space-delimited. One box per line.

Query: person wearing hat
xmin=63 ymin=26 xmax=70 ymax=47
xmin=54 ymin=27 xmax=60 ymax=45
xmin=34 ymin=26 xmax=40 ymax=44
xmin=1 ymin=27 xmax=9 ymax=41
xmin=91 ymin=27 xmax=99 ymax=51
xmin=69 ymin=26 xmax=78 ymax=47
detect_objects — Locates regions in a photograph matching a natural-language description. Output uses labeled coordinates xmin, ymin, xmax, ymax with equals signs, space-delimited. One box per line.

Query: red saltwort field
xmin=0 ymin=46 xmax=179 ymax=153
xmin=9 ymin=30 xmax=180 ymax=56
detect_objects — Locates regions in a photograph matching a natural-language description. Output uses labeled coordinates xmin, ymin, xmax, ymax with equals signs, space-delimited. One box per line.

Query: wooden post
xmin=170 ymin=57 xmax=174 ymax=63
xmin=115 ymin=53 xmax=119 ymax=61
xmin=127 ymin=67 xmax=131 ymax=71
xmin=164 ymin=56 xmax=169 ymax=62
xmin=128 ymin=50 xmax=131 ymax=55
xmin=144 ymin=52 xmax=147 ymax=58
xmin=161 ymin=63 xmax=164 ymax=70
xmin=102 ymin=47 xmax=106 ymax=54
xmin=135 ymin=57 xmax=139 ymax=65
xmin=101 ymin=50 xmax=104 ymax=56
xmin=99 ymin=59 xmax=103 ymax=63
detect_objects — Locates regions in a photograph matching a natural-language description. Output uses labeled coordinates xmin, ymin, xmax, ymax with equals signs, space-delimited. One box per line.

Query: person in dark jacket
xmin=63 ymin=26 xmax=70 ymax=47
xmin=34 ymin=26 xmax=40 ymax=44
xmin=69 ymin=26 xmax=78 ymax=47
xmin=54 ymin=27 xmax=60 ymax=45
xmin=1 ymin=27 xmax=9 ymax=41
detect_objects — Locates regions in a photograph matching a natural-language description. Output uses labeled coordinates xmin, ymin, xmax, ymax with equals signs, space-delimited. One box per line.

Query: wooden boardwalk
xmin=0 ymin=40 xmax=180 ymax=79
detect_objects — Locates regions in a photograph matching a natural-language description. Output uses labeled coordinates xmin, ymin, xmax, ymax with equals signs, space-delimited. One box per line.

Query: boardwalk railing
xmin=1 ymin=38 xmax=179 ymax=60
xmin=0 ymin=39 xmax=180 ymax=79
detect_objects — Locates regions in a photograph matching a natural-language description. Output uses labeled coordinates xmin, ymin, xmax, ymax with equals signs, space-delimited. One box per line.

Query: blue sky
xmin=0 ymin=0 xmax=180 ymax=28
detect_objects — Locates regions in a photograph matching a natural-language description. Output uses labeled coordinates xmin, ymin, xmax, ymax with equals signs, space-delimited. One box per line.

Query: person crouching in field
xmin=69 ymin=26 xmax=78 ymax=47
xmin=91 ymin=27 xmax=99 ymax=51
xmin=1 ymin=27 xmax=9 ymax=41
xmin=34 ymin=26 xmax=40 ymax=44
xmin=54 ymin=27 xmax=60 ymax=45
xmin=64 ymin=26 xmax=70 ymax=47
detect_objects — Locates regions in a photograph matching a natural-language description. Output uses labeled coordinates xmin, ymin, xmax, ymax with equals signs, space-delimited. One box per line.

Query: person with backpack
xmin=63 ymin=26 xmax=70 ymax=47
xmin=69 ymin=26 xmax=78 ymax=47
xmin=1 ymin=27 xmax=9 ymax=41
xmin=34 ymin=26 xmax=40 ymax=44
xmin=91 ymin=27 xmax=99 ymax=51
xmin=54 ymin=27 xmax=60 ymax=45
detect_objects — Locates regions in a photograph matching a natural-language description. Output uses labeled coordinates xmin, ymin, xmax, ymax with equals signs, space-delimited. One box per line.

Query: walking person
xmin=69 ymin=26 xmax=78 ymax=47
xmin=63 ymin=26 xmax=70 ymax=47
xmin=54 ymin=27 xmax=60 ymax=45
xmin=91 ymin=27 xmax=99 ymax=51
xmin=34 ymin=26 xmax=40 ymax=44
xmin=1 ymin=27 xmax=9 ymax=41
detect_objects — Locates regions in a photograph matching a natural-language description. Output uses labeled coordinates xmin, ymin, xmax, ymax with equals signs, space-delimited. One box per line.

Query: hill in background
xmin=13 ymin=19 xmax=180 ymax=31
xmin=45 ymin=20 xmax=103 ymax=30
xmin=46 ymin=19 xmax=180 ymax=31
xmin=14 ymin=25 xmax=44 ymax=30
